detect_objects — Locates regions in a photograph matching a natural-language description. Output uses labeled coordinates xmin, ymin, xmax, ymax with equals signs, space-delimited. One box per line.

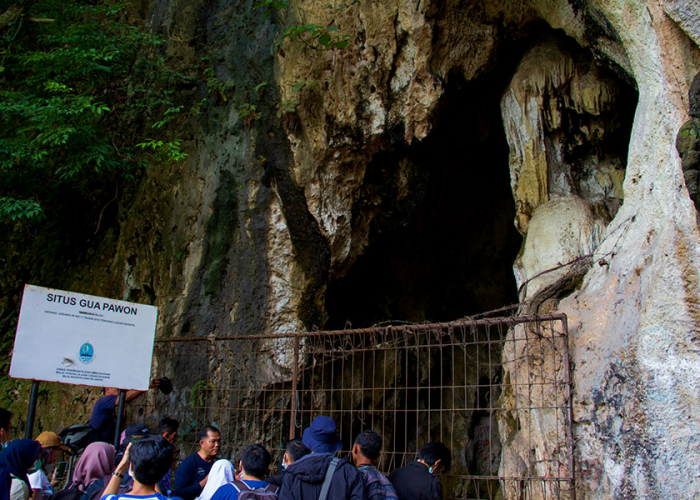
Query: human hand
xmin=116 ymin=443 xmax=132 ymax=475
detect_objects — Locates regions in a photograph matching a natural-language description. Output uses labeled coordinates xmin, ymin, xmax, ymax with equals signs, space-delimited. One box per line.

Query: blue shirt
xmin=100 ymin=493 xmax=170 ymax=500
xmin=88 ymin=395 xmax=118 ymax=443
xmin=210 ymin=480 xmax=270 ymax=500
xmin=173 ymin=454 xmax=215 ymax=500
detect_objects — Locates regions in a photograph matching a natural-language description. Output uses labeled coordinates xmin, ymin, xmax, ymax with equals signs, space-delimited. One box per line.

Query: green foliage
xmin=0 ymin=197 xmax=42 ymax=221
xmin=281 ymin=23 xmax=352 ymax=50
xmin=254 ymin=0 xmax=289 ymax=19
xmin=239 ymin=103 xmax=261 ymax=127
xmin=190 ymin=379 xmax=215 ymax=407
xmin=137 ymin=139 xmax=188 ymax=162
xmin=277 ymin=80 xmax=317 ymax=117
xmin=200 ymin=57 xmax=234 ymax=101
xmin=0 ymin=0 xmax=190 ymax=224
xmin=254 ymin=0 xmax=355 ymax=51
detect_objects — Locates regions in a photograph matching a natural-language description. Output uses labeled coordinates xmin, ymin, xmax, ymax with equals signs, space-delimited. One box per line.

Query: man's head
xmin=158 ymin=418 xmax=179 ymax=444
xmin=104 ymin=387 xmax=120 ymax=396
xmin=0 ymin=408 xmax=13 ymax=445
xmin=417 ymin=441 xmax=451 ymax=474
xmin=302 ymin=416 xmax=342 ymax=454
xmin=283 ymin=439 xmax=310 ymax=468
xmin=129 ymin=436 xmax=174 ymax=486
xmin=240 ymin=444 xmax=271 ymax=480
xmin=351 ymin=430 xmax=382 ymax=465
xmin=197 ymin=425 xmax=221 ymax=459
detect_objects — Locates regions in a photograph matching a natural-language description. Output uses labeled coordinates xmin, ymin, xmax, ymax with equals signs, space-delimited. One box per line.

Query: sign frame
xmin=10 ymin=284 xmax=158 ymax=391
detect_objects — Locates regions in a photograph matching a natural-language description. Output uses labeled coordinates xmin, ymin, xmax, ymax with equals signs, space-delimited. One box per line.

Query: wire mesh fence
xmin=130 ymin=314 xmax=574 ymax=500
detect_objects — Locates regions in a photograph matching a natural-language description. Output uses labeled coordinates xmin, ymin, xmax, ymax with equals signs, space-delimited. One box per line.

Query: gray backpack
xmin=231 ymin=481 xmax=279 ymax=500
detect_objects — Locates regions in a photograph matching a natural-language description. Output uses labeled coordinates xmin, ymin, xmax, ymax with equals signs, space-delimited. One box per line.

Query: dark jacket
xmin=267 ymin=471 xmax=286 ymax=488
xmin=174 ymin=453 xmax=215 ymax=500
xmin=279 ymin=454 xmax=366 ymax=500
xmin=387 ymin=462 xmax=441 ymax=500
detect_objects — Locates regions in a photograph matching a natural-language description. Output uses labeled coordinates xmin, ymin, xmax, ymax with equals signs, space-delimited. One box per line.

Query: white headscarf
xmin=197 ymin=459 xmax=236 ymax=500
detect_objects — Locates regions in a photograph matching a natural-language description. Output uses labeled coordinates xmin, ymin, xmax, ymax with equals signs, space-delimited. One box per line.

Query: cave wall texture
xmin=2 ymin=0 xmax=700 ymax=498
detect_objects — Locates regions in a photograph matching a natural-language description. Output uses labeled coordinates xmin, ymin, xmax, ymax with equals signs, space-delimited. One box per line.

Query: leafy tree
xmin=0 ymin=0 xmax=188 ymax=224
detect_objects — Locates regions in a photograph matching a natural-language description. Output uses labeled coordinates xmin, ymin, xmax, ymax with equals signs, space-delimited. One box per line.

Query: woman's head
xmin=0 ymin=439 xmax=41 ymax=485
xmin=72 ymin=442 xmax=115 ymax=488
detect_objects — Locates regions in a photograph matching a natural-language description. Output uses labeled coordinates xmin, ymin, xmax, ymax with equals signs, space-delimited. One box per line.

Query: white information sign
xmin=10 ymin=284 xmax=158 ymax=390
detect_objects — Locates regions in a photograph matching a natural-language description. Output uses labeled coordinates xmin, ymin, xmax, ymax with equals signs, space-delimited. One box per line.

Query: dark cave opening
xmin=317 ymin=26 xmax=639 ymax=500
xmin=324 ymin=70 xmax=523 ymax=330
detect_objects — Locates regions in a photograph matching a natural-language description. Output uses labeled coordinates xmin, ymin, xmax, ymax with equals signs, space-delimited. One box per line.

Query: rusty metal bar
xmin=561 ymin=315 xmax=576 ymax=500
xmin=289 ymin=334 xmax=300 ymax=440
xmin=132 ymin=313 xmax=575 ymax=500
xmin=153 ymin=314 xmax=569 ymax=342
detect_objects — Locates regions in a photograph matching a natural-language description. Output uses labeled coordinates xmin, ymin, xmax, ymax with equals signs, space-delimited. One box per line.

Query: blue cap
xmin=302 ymin=416 xmax=343 ymax=454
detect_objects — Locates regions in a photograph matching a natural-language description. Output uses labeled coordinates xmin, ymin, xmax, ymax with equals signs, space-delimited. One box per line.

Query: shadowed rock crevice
xmin=324 ymin=57 xmax=525 ymax=329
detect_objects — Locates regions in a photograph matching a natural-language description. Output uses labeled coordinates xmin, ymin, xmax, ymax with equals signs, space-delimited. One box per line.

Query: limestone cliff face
xmin=4 ymin=0 xmax=699 ymax=498
xmin=115 ymin=0 xmax=700 ymax=497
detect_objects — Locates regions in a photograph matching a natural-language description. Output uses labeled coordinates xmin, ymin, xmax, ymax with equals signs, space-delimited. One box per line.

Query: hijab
xmin=0 ymin=439 xmax=41 ymax=486
xmin=197 ymin=459 xmax=235 ymax=500
xmin=71 ymin=442 xmax=115 ymax=490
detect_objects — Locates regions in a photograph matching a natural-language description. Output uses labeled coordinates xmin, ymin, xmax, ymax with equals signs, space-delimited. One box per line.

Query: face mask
xmin=128 ymin=465 xmax=134 ymax=478
xmin=428 ymin=466 xmax=435 ymax=474
xmin=282 ymin=458 xmax=287 ymax=470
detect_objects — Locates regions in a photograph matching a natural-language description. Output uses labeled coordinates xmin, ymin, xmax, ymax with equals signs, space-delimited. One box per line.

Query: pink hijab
xmin=72 ymin=442 xmax=116 ymax=490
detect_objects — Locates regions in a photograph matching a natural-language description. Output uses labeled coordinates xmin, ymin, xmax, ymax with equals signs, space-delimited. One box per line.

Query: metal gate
xmin=130 ymin=314 xmax=575 ymax=500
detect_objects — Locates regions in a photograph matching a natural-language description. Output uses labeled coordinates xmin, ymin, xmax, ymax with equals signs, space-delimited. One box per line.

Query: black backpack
xmin=52 ymin=484 xmax=84 ymax=500
xmin=59 ymin=424 xmax=96 ymax=455
xmin=231 ymin=481 xmax=279 ymax=500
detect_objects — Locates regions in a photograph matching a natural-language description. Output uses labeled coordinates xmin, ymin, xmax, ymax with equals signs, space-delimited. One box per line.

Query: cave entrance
xmin=320 ymin=37 xmax=526 ymax=500
xmin=324 ymin=66 xmax=523 ymax=329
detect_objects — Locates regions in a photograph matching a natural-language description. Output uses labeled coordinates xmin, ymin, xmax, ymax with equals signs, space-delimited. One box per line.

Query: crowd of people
xmin=0 ymin=395 xmax=452 ymax=500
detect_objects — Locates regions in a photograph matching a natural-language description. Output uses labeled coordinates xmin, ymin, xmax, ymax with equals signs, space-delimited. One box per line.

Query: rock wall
xmin=3 ymin=0 xmax=700 ymax=498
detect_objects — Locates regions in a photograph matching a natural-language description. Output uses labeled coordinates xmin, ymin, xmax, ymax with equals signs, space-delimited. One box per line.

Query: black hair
xmin=197 ymin=425 xmax=220 ymax=442
xmin=158 ymin=418 xmax=179 ymax=435
xmin=285 ymin=438 xmax=310 ymax=462
xmin=354 ymin=430 xmax=382 ymax=461
xmin=0 ymin=408 xmax=13 ymax=431
xmin=417 ymin=442 xmax=451 ymax=472
xmin=241 ymin=444 xmax=271 ymax=478
xmin=129 ymin=436 xmax=174 ymax=485
xmin=37 ymin=448 xmax=52 ymax=473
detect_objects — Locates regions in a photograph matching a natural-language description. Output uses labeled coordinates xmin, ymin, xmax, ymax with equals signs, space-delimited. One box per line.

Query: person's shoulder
xmin=211 ymin=483 xmax=236 ymax=500
xmin=241 ymin=480 xmax=270 ymax=489
xmin=180 ymin=453 xmax=200 ymax=465
xmin=95 ymin=395 xmax=117 ymax=408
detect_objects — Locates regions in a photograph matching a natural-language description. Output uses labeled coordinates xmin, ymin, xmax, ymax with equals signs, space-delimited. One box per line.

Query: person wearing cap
xmin=279 ymin=416 xmax=365 ymax=500
xmin=29 ymin=432 xmax=70 ymax=500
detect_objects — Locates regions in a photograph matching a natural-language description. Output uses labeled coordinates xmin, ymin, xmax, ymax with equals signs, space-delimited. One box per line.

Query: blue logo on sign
xmin=79 ymin=343 xmax=94 ymax=364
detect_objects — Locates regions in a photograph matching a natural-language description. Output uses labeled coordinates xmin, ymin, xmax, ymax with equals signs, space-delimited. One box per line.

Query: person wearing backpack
xmin=349 ymin=432 xmax=397 ymax=500
xmin=209 ymin=445 xmax=277 ymax=500
xmin=387 ymin=443 xmax=451 ymax=500
xmin=278 ymin=416 xmax=365 ymax=500
xmin=266 ymin=440 xmax=309 ymax=488
xmin=99 ymin=436 xmax=174 ymax=500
